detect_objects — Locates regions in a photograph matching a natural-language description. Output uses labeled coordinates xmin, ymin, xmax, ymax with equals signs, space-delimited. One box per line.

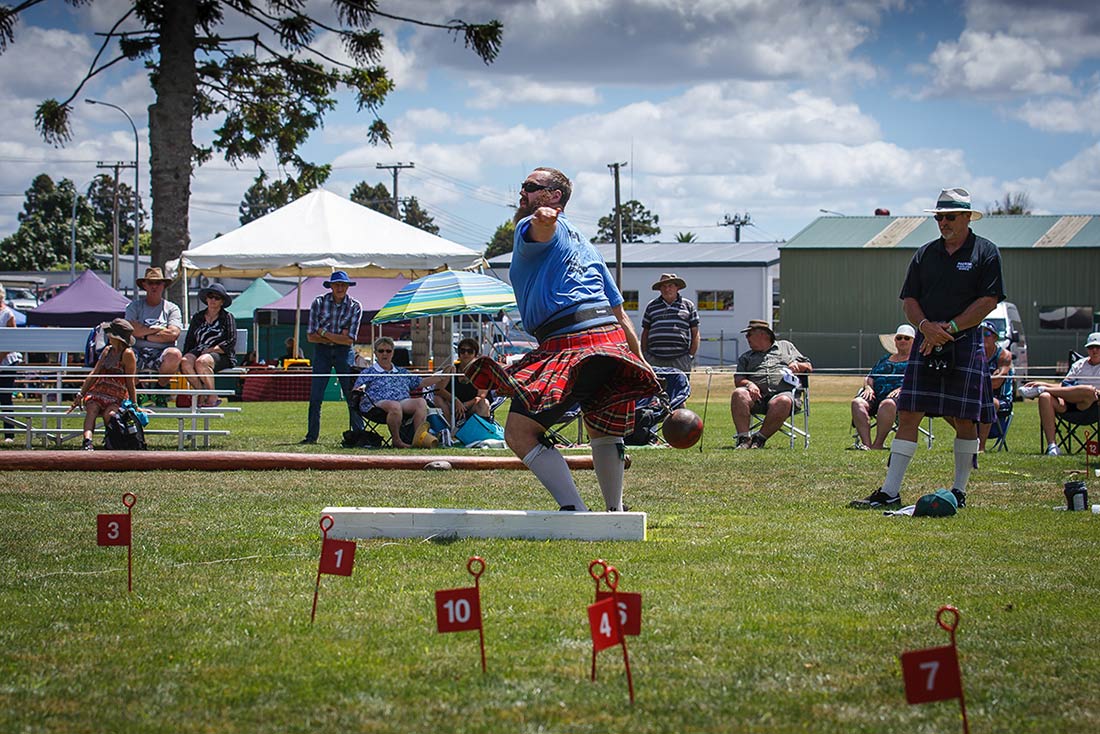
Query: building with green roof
xmin=779 ymin=215 xmax=1100 ymax=371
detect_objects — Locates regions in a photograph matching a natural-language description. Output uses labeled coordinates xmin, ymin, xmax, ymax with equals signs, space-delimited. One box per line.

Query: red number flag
xmin=318 ymin=538 xmax=356 ymax=576
xmin=900 ymin=644 xmax=962 ymax=704
xmin=1085 ymin=439 xmax=1099 ymax=457
xmin=596 ymin=590 xmax=643 ymax=636
xmin=435 ymin=586 xmax=482 ymax=633
xmin=588 ymin=597 xmax=622 ymax=652
xmin=97 ymin=513 xmax=131 ymax=546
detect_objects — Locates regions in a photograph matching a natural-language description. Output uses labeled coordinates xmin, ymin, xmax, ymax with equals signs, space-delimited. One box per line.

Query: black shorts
xmin=508 ymin=356 xmax=620 ymax=429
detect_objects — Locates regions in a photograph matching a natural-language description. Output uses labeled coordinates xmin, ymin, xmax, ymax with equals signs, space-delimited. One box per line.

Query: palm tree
xmin=986 ymin=192 xmax=1033 ymax=215
xmin=675 ymin=232 xmax=697 ymax=243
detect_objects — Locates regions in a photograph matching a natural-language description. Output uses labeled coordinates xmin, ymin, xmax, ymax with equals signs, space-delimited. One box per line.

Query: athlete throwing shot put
xmin=466 ymin=167 xmax=659 ymax=512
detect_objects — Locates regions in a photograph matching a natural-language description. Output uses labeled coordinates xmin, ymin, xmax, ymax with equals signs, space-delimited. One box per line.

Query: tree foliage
xmin=675 ymin=231 xmax=697 ymax=243
xmin=593 ymin=200 xmax=661 ymax=243
xmin=0 ymin=174 xmax=107 ymax=271
xmin=2 ymin=1 xmax=502 ymax=293
xmin=238 ymin=167 xmax=329 ymax=224
xmin=349 ymin=181 xmax=438 ymax=234
xmin=484 ymin=220 xmax=515 ymax=259
xmin=86 ymin=173 xmax=146 ymax=245
xmin=986 ymin=191 xmax=1033 ymax=216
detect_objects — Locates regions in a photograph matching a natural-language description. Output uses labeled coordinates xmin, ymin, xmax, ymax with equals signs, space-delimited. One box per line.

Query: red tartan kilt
xmin=465 ymin=325 xmax=660 ymax=436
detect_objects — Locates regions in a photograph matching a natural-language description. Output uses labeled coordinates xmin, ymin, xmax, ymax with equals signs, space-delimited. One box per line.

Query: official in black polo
xmin=851 ymin=187 xmax=1005 ymax=510
xmin=640 ymin=273 xmax=699 ymax=373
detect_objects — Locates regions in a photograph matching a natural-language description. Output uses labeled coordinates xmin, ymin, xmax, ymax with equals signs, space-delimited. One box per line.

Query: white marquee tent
xmin=173 ymin=189 xmax=485 ymax=348
xmin=176 ymin=189 xmax=484 ymax=279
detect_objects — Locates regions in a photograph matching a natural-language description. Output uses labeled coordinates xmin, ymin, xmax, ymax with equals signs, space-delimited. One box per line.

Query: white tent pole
xmin=293 ymin=273 xmax=302 ymax=357
xmin=181 ymin=262 xmax=190 ymax=323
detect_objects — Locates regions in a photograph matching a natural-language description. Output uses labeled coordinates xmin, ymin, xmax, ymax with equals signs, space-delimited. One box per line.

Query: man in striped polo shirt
xmin=641 ymin=273 xmax=699 ymax=373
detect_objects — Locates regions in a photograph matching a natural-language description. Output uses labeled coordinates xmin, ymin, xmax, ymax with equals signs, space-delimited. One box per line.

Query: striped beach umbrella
xmin=372 ymin=270 xmax=516 ymax=323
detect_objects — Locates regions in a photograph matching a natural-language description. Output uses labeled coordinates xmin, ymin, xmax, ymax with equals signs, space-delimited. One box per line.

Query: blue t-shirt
xmin=510 ymin=213 xmax=622 ymax=339
xmin=868 ymin=354 xmax=907 ymax=395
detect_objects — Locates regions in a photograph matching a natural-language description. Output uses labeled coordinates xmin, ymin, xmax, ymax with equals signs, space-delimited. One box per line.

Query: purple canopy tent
xmin=25 ymin=270 xmax=130 ymax=327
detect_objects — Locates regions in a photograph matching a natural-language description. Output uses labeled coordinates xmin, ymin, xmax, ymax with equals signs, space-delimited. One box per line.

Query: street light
xmin=818 ymin=208 xmax=846 ymax=217
xmin=86 ymin=99 xmax=140 ymax=292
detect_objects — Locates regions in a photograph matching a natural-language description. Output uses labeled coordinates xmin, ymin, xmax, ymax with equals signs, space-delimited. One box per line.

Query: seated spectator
xmin=979 ymin=321 xmax=1014 ymax=451
xmin=125 ymin=267 xmax=182 ymax=408
xmin=179 ymin=283 xmax=237 ymax=408
xmin=351 ymin=337 xmax=446 ymax=448
xmin=0 ymin=287 xmax=21 ymax=445
xmin=280 ymin=337 xmax=305 ymax=364
xmin=851 ymin=324 xmax=914 ymax=450
xmin=1018 ymin=332 xmax=1100 ymax=456
xmin=432 ymin=337 xmax=492 ymax=426
xmin=73 ymin=319 xmax=142 ymax=451
xmin=730 ymin=319 xmax=813 ymax=448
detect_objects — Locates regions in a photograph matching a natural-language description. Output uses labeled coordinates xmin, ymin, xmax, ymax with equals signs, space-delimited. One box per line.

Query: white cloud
xmin=1016 ymin=85 xmax=1100 ymax=134
xmin=924 ymin=31 xmax=1074 ymax=97
xmin=465 ymin=78 xmax=600 ymax=109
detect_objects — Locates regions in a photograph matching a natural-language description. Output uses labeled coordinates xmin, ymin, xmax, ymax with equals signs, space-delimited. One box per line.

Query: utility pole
xmin=96 ymin=160 xmax=136 ymax=289
xmin=719 ymin=212 xmax=752 ymax=243
xmin=376 ymin=162 xmax=414 ymax=218
xmin=607 ymin=161 xmax=628 ymax=287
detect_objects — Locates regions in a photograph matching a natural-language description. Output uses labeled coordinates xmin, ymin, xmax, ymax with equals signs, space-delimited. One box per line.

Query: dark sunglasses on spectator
xmin=458 ymin=347 xmax=476 ymax=354
xmin=205 ymin=294 xmax=223 ymax=300
xmin=521 ymin=181 xmax=557 ymax=193
xmin=376 ymin=348 xmax=393 ymax=353
xmin=895 ymin=336 xmax=913 ymax=341
xmin=933 ymin=213 xmax=959 ymax=221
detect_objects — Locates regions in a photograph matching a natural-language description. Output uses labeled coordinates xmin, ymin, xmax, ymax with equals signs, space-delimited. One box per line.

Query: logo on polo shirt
xmin=956 ymin=262 xmax=973 ymax=271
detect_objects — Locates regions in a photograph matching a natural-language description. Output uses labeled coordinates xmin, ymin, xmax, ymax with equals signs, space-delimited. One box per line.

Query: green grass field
xmin=2 ymin=377 xmax=1098 ymax=733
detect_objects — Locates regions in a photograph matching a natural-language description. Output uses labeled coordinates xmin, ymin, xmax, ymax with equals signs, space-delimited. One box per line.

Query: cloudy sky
xmin=2 ymin=0 xmax=1098 ymax=254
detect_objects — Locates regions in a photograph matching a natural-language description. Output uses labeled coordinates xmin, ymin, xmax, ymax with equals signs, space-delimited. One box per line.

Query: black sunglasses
xmin=458 ymin=347 xmax=476 ymax=354
xmin=521 ymin=181 xmax=558 ymax=193
xmin=375 ymin=348 xmax=393 ymax=354
xmin=895 ymin=335 xmax=913 ymax=340
xmin=933 ymin=213 xmax=960 ymax=222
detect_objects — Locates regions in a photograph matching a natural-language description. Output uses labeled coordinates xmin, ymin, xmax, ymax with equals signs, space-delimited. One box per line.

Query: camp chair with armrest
xmin=750 ymin=373 xmax=810 ymax=449
xmin=1040 ymin=350 xmax=1100 ymax=455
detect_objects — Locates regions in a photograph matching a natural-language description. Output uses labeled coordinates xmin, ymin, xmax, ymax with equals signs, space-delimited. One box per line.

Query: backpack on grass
xmin=104 ymin=402 xmax=147 ymax=450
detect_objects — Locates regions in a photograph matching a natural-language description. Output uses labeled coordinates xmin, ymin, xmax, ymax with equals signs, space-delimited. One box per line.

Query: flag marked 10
xmin=311 ymin=514 xmax=356 ymax=623
xmin=900 ymin=605 xmax=969 ymax=734
xmin=586 ymin=559 xmax=635 ymax=704
xmin=97 ymin=492 xmax=136 ymax=592
xmin=434 ymin=556 xmax=487 ymax=672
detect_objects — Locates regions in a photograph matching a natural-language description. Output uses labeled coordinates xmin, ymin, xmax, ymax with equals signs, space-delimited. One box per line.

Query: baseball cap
xmin=913 ymin=489 xmax=959 ymax=517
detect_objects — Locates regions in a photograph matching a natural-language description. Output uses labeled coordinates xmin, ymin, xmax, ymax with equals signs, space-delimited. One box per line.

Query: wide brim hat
xmin=651 ymin=272 xmax=687 ymax=290
xmin=136 ymin=266 xmax=173 ymax=288
xmin=740 ymin=319 xmax=775 ymax=337
xmin=1085 ymin=332 xmax=1100 ymax=348
xmin=198 ymin=282 xmax=233 ymax=307
xmin=879 ymin=324 xmax=917 ymax=354
xmin=323 ymin=270 xmax=356 ymax=288
xmin=923 ymin=187 xmax=983 ymax=221
xmin=106 ymin=317 xmax=134 ymax=346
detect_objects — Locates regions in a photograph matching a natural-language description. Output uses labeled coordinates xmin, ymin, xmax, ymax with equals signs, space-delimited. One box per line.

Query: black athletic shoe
xmin=849 ymin=488 xmax=901 ymax=509
xmin=298 ymin=437 xmax=317 ymax=445
xmin=749 ymin=433 xmax=767 ymax=449
xmin=82 ymin=438 xmax=94 ymax=451
xmin=734 ymin=436 xmax=751 ymax=449
xmin=951 ymin=488 xmax=967 ymax=508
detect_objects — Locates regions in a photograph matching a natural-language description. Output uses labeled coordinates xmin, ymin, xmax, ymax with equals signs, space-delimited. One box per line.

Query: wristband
xmin=948 ymin=319 xmax=958 ymax=333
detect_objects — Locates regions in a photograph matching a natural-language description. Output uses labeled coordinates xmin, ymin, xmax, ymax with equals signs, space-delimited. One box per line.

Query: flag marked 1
xmin=900 ymin=605 xmax=969 ymax=734
xmin=311 ymin=514 xmax=356 ymax=623
xmin=97 ymin=492 xmax=136 ymax=592
xmin=434 ymin=556 xmax=487 ymax=672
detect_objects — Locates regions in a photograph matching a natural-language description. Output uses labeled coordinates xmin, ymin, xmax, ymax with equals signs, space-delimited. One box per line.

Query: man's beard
xmin=513 ymin=200 xmax=534 ymax=223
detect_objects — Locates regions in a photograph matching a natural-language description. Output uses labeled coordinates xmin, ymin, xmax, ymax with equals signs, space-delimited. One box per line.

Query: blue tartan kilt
xmin=897 ymin=328 xmax=995 ymax=423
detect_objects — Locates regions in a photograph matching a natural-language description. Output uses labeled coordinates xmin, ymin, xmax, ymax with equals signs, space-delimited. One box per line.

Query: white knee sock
xmin=523 ymin=443 xmax=587 ymax=511
xmin=591 ymin=436 xmax=626 ymax=511
xmin=882 ymin=439 xmax=917 ymax=497
xmin=953 ymin=438 xmax=979 ymax=492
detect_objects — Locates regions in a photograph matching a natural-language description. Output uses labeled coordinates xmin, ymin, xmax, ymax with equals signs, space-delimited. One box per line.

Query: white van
xmin=984 ymin=301 xmax=1027 ymax=379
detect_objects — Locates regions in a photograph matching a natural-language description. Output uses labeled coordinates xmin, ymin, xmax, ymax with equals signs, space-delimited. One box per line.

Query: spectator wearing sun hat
xmin=300 ymin=271 xmax=365 ymax=444
xmin=641 ymin=273 xmax=699 ymax=373
xmin=850 ymin=324 xmax=915 ymax=450
xmin=180 ymin=282 xmax=238 ymax=408
xmin=125 ymin=266 xmax=183 ymax=407
xmin=1018 ymin=331 xmax=1100 ymax=456
xmin=851 ymin=187 xmax=1004 ymax=510
xmin=730 ymin=319 xmax=812 ymax=449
